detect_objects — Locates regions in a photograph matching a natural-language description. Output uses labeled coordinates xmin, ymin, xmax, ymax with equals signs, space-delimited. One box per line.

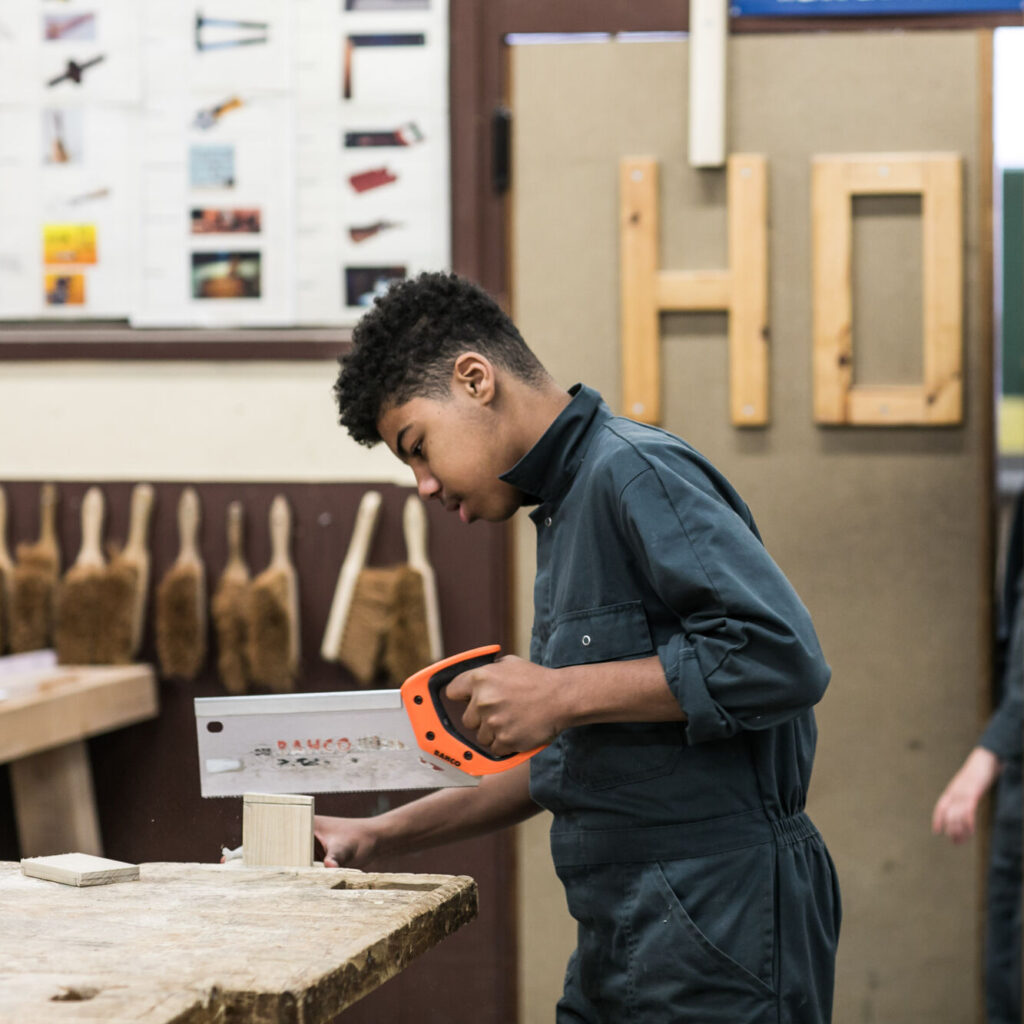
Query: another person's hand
xmin=931 ymin=746 xmax=1002 ymax=843
xmin=314 ymin=815 xmax=380 ymax=868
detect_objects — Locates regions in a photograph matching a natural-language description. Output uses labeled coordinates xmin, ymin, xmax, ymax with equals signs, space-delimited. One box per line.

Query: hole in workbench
xmin=51 ymin=986 xmax=99 ymax=1002
xmin=330 ymin=879 xmax=443 ymax=892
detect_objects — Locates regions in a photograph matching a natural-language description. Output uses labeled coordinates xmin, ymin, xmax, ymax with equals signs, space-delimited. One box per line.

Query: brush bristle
xmin=212 ymin=576 xmax=249 ymax=694
xmin=383 ymin=566 xmax=432 ymax=685
xmin=337 ymin=567 xmax=403 ymax=686
xmin=54 ymin=566 xmax=109 ymax=664
xmin=15 ymin=542 xmax=59 ymax=574
xmin=10 ymin=542 xmax=59 ymax=654
xmin=155 ymin=565 xmax=205 ymax=679
xmin=246 ymin=569 xmax=295 ymax=691
xmin=97 ymin=559 xmax=140 ymax=664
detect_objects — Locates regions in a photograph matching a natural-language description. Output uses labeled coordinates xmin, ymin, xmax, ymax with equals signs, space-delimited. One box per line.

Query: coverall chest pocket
xmin=546 ymin=601 xmax=682 ymax=790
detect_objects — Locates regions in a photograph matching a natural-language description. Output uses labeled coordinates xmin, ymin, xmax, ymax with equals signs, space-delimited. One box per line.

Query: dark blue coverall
xmin=500 ymin=385 xmax=841 ymax=1023
xmin=979 ymin=493 xmax=1023 ymax=1024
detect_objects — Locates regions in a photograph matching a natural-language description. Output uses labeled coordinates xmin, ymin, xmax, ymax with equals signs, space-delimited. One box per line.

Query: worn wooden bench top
xmin=0 ymin=861 xmax=478 ymax=1023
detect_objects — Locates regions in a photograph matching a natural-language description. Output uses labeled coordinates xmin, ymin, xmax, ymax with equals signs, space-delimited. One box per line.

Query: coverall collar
xmin=500 ymin=382 xmax=610 ymax=513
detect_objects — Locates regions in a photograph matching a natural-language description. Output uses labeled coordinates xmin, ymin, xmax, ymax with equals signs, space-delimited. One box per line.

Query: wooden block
xmin=242 ymin=792 xmax=314 ymax=868
xmin=20 ymin=852 xmax=138 ymax=887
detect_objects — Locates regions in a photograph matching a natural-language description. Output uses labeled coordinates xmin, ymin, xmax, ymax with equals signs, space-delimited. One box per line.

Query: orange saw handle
xmin=400 ymin=645 xmax=546 ymax=776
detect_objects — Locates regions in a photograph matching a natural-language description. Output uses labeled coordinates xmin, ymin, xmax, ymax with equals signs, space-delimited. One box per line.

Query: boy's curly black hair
xmin=334 ymin=271 xmax=548 ymax=446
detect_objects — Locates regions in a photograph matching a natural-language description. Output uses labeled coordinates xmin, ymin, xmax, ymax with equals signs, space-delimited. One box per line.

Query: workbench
xmin=0 ymin=860 xmax=478 ymax=1023
xmin=0 ymin=663 xmax=158 ymax=856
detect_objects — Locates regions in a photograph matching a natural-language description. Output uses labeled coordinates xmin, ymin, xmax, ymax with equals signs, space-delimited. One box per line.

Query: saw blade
xmin=195 ymin=690 xmax=479 ymax=797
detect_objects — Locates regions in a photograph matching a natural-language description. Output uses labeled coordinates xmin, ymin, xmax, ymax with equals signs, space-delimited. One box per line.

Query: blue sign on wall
xmin=733 ymin=0 xmax=1021 ymax=15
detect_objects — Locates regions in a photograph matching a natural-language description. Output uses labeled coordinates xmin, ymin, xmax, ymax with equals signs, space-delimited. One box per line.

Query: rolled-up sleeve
xmin=620 ymin=465 xmax=831 ymax=745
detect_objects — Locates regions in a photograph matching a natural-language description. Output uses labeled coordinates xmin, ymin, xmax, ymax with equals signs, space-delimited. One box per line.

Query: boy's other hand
xmin=314 ymin=814 xmax=379 ymax=868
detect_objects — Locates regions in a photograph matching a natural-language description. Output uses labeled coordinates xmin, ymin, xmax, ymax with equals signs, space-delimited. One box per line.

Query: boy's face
xmin=377 ymin=381 xmax=523 ymax=525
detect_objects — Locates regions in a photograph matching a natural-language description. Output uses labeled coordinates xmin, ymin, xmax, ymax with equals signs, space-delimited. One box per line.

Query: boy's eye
xmin=411 ymin=441 xmax=423 ymax=458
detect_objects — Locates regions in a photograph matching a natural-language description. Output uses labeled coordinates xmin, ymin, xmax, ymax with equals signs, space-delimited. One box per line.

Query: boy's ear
xmin=452 ymin=352 xmax=496 ymax=403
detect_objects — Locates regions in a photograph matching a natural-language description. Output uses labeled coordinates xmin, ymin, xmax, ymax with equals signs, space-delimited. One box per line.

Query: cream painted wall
xmin=0 ymin=360 xmax=411 ymax=483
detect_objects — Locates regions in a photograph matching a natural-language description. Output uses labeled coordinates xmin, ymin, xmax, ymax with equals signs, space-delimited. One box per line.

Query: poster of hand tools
xmin=0 ymin=0 xmax=142 ymax=319
xmin=0 ymin=0 xmax=450 ymax=328
xmin=293 ymin=0 xmax=449 ymax=323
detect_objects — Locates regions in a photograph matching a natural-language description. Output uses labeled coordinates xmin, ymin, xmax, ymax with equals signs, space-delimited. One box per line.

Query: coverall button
xmin=544 ymin=516 xmax=552 ymax=527
xmin=581 ymin=634 xmax=591 ymax=646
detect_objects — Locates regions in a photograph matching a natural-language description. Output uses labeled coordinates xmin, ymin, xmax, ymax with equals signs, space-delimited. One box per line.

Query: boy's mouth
xmin=444 ymin=495 xmax=470 ymax=523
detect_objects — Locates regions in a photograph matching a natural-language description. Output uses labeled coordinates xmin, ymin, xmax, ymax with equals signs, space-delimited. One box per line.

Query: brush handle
xmin=125 ymin=483 xmax=154 ymax=557
xmin=268 ymin=495 xmax=292 ymax=569
xmin=76 ymin=486 xmax=105 ymax=569
xmin=320 ymin=489 xmax=381 ymax=662
xmin=403 ymin=495 xmax=442 ymax=661
xmin=38 ymin=483 xmax=58 ymax=545
xmin=0 ymin=485 xmax=12 ymax=572
xmin=177 ymin=487 xmax=202 ymax=564
xmin=267 ymin=494 xmax=300 ymax=676
xmin=403 ymin=495 xmax=430 ymax=569
xmin=122 ymin=483 xmax=154 ymax=658
xmin=224 ymin=500 xmax=248 ymax=575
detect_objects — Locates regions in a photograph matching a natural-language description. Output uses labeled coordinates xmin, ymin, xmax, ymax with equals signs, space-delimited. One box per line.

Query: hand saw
xmin=194 ymin=645 xmax=545 ymax=797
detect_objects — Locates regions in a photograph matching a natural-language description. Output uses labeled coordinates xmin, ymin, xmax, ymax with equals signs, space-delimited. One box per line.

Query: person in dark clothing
xmin=318 ymin=271 xmax=841 ymax=1022
xmin=933 ymin=492 xmax=1023 ymax=1024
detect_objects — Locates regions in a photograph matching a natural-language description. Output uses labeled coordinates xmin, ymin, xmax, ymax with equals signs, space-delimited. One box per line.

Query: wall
xmin=0 ymin=360 xmax=404 ymax=483
xmin=511 ymin=30 xmax=993 ymax=1023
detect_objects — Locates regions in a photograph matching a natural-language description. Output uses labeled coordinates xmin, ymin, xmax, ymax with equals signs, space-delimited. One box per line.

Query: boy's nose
xmin=413 ymin=465 xmax=441 ymax=500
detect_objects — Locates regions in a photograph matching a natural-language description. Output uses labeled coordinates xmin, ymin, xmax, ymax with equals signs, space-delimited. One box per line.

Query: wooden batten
xmin=811 ymin=158 xmax=854 ymax=424
xmin=619 ymin=154 xmax=769 ymax=427
xmin=812 ymin=152 xmax=963 ymax=426
xmin=727 ymin=154 xmax=769 ymax=425
xmin=656 ymin=270 xmax=732 ymax=311
xmin=620 ymin=157 xmax=661 ymax=424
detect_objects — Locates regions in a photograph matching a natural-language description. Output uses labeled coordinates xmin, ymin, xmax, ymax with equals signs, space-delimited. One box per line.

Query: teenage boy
xmin=320 ymin=271 xmax=841 ymax=1023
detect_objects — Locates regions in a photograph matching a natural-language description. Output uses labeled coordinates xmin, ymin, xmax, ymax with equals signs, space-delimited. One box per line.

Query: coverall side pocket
xmin=624 ymin=852 xmax=778 ymax=1022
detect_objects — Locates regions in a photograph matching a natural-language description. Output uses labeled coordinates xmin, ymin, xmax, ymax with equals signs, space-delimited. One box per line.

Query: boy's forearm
xmin=555 ymin=655 xmax=686 ymax=731
xmin=372 ymin=761 xmax=539 ymax=857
